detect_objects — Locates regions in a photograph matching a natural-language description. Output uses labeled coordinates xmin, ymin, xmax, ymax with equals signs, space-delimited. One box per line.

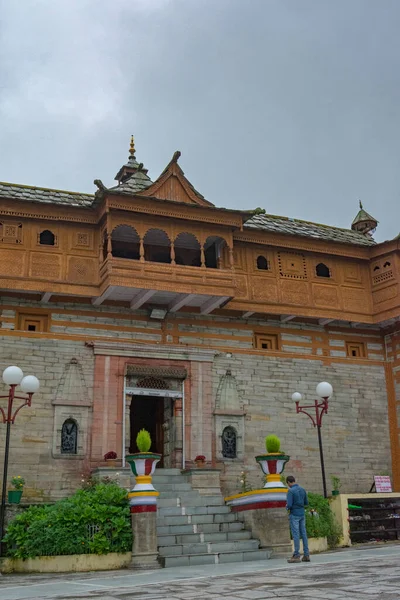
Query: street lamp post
xmin=292 ymin=382 xmax=333 ymax=499
xmin=0 ymin=366 xmax=40 ymax=557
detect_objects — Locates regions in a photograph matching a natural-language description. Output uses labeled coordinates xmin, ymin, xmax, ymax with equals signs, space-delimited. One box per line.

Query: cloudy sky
xmin=0 ymin=0 xmax=399 ymax=241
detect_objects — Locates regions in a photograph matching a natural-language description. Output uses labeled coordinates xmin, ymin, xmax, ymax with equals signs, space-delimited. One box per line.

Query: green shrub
xmin=265 ymin=434 xmax=281 ymax=453
xmin=3 ymin=482 xmax=132 ymax=559
xmin=136 ymin=429 xmax=152 ymax=452
xmin=306 ymin=493 xmax=341 ymax=548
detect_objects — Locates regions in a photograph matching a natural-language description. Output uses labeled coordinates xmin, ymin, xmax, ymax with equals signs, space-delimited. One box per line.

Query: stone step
xmin=158 ymin=530 xmax=252 ymax=546
xmin=157 ymin=496 xmax=227 ymax=509
xmin=157 ymin=509 xmax=233 ymax=527
xmin=157 ymin=519 xmax=244 ymax=537
xmin=155 ymin=483 xmax=193 ymax=492
xmin=161 ymin=549 xmax=271 ymax=568
xmin=159 ymin=539 xmax=259 ymax=557
xmin=158 ymin=491 xmax=201 ymax=501
xmin=154 ymin=468 xmax=183 ymax=476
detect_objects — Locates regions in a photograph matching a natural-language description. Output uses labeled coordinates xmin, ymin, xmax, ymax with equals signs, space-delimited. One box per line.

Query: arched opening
xmin=61 ymin=419 xmax=78 ymax=454
xmin=256 ymin=255 xmax=269 ymax=270
xmin=222 ymin=426 xmax=237 ymax=459
xmin=316 ymin=263 xmax=330 ymax=278
xmin=111 ymin=225 xmax=140 ymax=259
xmin=39 ymin=230 xmax=55 ymax=246
xmin=204 ymin=236 xmax=227 ymax=269
xmin=144 ymin=229 xmax=171 ymax=264
xmin=174 ymin=232 xmax=201 ymax=266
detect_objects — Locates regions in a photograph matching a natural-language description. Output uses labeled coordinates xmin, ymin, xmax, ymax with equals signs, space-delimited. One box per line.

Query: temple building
xmin=0 ymin=137 xmax=399 ymax=500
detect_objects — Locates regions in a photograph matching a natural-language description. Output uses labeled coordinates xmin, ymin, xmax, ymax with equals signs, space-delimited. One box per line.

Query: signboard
xmin=374 ymin=475 xmax=392 ymax=493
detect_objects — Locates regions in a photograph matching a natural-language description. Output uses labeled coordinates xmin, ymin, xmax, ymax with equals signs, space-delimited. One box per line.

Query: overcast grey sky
xmin=0 ymin=0 xmax=399 ymax=241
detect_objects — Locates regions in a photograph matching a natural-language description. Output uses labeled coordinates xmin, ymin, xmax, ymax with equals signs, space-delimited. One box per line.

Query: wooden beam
xmin=92 ymin=286 xmax=116 ymax=307
xmin=40 ymin=292 xmax=52 ymax=304
xmin=281 ymin=315 xmax=296 ymax=323
xmin=130 ymin=289 xmax=156 ymax=310
xmin=242 ymin=311 xmax=255 ymax=319
xmin=319 ymin=318 xmax=335 ymax=326
xmin=168 ymin=294 xmax=196 ymax=313
xmin=200 ymin=296 xmax=229 ymax=315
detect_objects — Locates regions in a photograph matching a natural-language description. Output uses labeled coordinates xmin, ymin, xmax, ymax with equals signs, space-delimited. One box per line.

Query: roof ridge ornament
xmin=129 ymin=135 xmax=136 ymax=159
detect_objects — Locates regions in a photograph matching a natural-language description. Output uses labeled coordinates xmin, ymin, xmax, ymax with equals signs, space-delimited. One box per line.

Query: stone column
xmin=130 ymin=511 xmax=160 ymax=569
xmin=173 ymin=398 xmax=183 ymax=468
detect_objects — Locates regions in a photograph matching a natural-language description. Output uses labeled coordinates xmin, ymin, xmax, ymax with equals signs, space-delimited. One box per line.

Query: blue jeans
xmin=290 ymin=514 xmax=309 ymax=557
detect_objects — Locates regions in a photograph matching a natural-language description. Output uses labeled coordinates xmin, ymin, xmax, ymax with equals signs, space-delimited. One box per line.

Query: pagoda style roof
xmin=0 ymin=181 xmax=94 ymax=208
xmin=245 ymin=213 xmax=376 ymax=247
xmin=109 ymin=168 xmax=153 ymax=194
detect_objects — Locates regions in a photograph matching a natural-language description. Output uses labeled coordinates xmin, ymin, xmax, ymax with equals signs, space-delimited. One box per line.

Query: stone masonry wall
xmin=0 ymin=335 xmax=94 ymax=501
xmin=213 ymin=353 xmax=390 ymax=498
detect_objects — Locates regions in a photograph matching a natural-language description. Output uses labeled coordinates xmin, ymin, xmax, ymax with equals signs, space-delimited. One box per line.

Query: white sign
xmin=374 ymin=475 xmax=392 ymax=493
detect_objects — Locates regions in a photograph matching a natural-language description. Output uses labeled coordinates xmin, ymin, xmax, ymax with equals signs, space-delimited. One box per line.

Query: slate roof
xmin=245 ymin=213 xmax=376 ymax=246
xmin=0 ymin=181 xmax=94 ymax=208
xmin=109 ymin=170 xmax=153 ymax=194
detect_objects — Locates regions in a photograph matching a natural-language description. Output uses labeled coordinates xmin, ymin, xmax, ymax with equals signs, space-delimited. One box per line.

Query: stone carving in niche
xmin=214 ymin=369 xmax=246 ymax=461
xmin=52 ymin=358 xmax=91 ymax=458
xmin=0 ymin=221 xmax=23 ymax=244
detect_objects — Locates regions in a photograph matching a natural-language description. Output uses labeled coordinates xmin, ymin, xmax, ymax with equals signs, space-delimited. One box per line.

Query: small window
xmin=254 ymin=333 xmax=279 ymax=351
xmin=316 ymin=263 xmax=330 ymax=278
xmin=384 ymin=261 xmax=391 ymax=268
xmin=256 ymin=255 xmax=269 ymax=270
xmin=373 ymin=265 xmax=380 ymax=271
xmin=346 ymin=341 xmax=366 ymax=358
xmin=61 ymin=419 xmax=78 ymax=454
xmin=222 ymin=426 xmax=237 ymax=459
xmin=18 ymin=312 xmax=49 ymax=332
xmin=39 ymin=230 xmax=55 ymax=246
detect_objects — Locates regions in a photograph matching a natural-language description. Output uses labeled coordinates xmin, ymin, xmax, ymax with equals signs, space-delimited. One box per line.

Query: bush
xmin=3 ymin=481 xmax=132 ymax=559
xmin=265 ymin=434 xmax=281 ymax=453
xmin=306 ymin=493 xmax=341 ymax=548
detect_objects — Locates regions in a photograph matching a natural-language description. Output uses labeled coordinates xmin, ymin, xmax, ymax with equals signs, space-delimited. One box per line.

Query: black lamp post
xmin=292 ymin=382 xmax=333 ymax=499
xmin=0 ymin=366 xmax=40 ymax=557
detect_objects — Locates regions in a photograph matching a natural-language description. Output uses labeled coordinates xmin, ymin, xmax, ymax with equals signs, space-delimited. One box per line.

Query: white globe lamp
xmin=292 ymin=392 xmax=302 ymax=402
xmin=20 ymin=376 xmax=40 ymax=394
xmin=2 ymin=366 xmax=24 ymax=386
xmin=316 ymin=381 xmax=333 ymax=399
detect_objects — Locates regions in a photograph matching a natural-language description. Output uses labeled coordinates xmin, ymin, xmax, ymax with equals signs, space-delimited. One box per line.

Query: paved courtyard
xmin=1 ymin=545 xmax=400 ymax=600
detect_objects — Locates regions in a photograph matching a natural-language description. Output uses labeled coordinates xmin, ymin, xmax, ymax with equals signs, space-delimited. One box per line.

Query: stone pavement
xmin=1 ymin=545 xmax=400 ymax=600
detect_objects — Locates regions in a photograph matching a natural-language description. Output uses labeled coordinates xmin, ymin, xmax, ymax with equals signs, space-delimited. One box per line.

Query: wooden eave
xmin=0 ymin=197 xmax=98 ymax=224
xmin=105 ymin=193 xmax=253 ymax=230
xmin=368 ymin=238 xmax=400 ymax=258
xmin=234 ymin=228 xmax=372 ymax=260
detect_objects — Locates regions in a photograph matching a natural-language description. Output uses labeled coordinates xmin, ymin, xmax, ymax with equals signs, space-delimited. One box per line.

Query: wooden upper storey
xmin=0 ymin=144 xmax=398 ymax=326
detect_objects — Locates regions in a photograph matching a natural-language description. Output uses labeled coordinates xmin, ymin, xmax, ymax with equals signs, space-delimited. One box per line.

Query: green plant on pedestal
xmin=265 ymin=434 xmax=283 ymax=454
xmin=330 ymin=474 xmax=342 ymax=496
xmin=136 ymin=429 xmax=152 ymax=452
xmin=8 ymin=475 xmax=25 ymax=504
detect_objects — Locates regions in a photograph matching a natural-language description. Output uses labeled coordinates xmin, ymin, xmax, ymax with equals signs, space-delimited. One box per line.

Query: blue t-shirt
xmin=286 ymin=484 xmax=309 ymax=517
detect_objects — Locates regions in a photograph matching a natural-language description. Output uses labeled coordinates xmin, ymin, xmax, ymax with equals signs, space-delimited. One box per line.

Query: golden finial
xmin=129 ymin=135 xmax=135 ymax=158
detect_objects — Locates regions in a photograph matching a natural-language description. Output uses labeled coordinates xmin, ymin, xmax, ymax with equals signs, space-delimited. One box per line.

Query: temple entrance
xmin=129 ymin=396 xmax=166 ymax=465
xmin=125 ymin=373 xmax=184 ymax=469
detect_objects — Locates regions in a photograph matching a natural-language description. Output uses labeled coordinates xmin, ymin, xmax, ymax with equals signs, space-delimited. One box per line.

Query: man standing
xmin=286 ymin=475 xmax=310 ymax=563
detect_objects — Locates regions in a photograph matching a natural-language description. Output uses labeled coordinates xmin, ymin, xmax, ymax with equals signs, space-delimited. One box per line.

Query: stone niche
xmin=214 ymin=370 xmax=246 ymax=462
xmin=52 ymin=358 xmax=91 ymax=458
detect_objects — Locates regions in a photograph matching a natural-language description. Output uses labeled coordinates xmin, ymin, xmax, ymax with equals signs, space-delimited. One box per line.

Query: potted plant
xmin=255 ymin=435 xmax=290 ymax=489
xmin=194 ymin=455 xmax=206 ymax=468
xmin=104 ymin=451 xmax=118 ymax=467
xmin=330 ymin=474 xmax=342 ymax=496
xmin=125 ymin=429 xmax=161 ymax=495
xmin=8 ymin=476 xmax=25 ymax=504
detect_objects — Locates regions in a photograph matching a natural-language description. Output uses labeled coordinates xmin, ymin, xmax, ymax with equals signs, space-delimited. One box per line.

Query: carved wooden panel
xmin=235 ymin=274 xmax=248 ymax=299
xmin=30 ymin=252 xmax=62 ymax=279
xmin=371 ymin=258 xmax=395 ymax=286
xmin=251 ymin=278 xmax=279 ymax=302
xmin=68 ymin=257 xmax=97 ymax=284
xmin=280 ymin=280 xmax=309 ymax=305
xmin=278 ymin=252 xmax=307 ymax=279
xmin=0 ymin=221 xmax=23 ymax=244
xmin=343 ymin=263 xmax=362 ymax=284
xmin=0 ymin=249 xmax=24 ymax=276
xmin=373 ymin=285 xmax=398 ymax=305
xmin=342 ymin=287 xmax=370 ymax=313
xmin=73 ymin=231 xmax=94 ymax=250
xmin=312 ymin=284 xmax=339 ymax=308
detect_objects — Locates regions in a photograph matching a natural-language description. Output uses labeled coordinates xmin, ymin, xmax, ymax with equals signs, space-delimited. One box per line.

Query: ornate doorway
xmin=125 ymin=373 xmax=184 ymax=468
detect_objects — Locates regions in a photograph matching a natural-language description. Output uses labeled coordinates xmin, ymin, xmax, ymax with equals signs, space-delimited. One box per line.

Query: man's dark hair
xmin=286 ymin=476 xmax=296 ymax=484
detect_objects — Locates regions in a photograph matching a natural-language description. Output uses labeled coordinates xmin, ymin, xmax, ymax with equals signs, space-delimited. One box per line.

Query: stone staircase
xmin=153 ymin=469 xmax=271 ymax=568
